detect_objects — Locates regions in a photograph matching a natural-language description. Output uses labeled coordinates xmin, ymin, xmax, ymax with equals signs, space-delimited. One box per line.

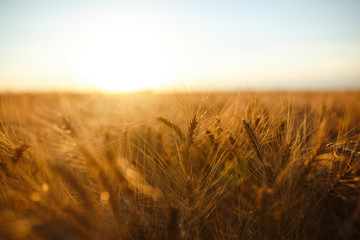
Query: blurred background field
xmin=1 ymin=91 xmax=359 ymax=239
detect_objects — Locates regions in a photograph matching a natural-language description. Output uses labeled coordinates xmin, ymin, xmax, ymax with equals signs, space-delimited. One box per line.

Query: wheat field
xmin=0 ymin=91 xmax=359 ymax=239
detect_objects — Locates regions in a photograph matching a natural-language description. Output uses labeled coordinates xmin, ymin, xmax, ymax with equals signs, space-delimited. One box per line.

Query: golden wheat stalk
xmin=242 ymin=120 xmax=263 ymax=163
xmin=157 ymin=116 xmax=184 ymax=140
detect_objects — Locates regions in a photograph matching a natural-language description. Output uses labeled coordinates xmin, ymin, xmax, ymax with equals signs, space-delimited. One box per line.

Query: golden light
xmin=64 ymin=8 xmax=175 ymax=92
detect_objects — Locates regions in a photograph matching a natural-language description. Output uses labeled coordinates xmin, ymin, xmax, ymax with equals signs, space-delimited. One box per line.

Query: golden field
xmin=0 ymin=91 xmax=360 ymax=239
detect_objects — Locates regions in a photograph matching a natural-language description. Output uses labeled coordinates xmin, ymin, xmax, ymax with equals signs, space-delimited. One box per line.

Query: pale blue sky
xmin=1 ymin=0 xmax=360 ymax=92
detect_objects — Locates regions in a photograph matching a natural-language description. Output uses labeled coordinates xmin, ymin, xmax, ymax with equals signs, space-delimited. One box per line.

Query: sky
xmin=0 ymin=0 xmax=360 ymax=92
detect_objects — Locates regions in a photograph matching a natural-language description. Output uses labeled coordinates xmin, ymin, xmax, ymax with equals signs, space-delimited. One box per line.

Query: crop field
xmin=0 ymin=91 xmax=360 ymax=239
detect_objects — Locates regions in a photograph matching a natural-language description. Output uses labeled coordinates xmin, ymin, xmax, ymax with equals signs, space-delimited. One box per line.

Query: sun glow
xmin=63 ymin=8 xmax=174 ymax=92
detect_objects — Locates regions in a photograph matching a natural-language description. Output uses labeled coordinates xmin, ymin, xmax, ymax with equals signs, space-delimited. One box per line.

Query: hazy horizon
xmin=1 ymin=0 xmax=360 ymax=92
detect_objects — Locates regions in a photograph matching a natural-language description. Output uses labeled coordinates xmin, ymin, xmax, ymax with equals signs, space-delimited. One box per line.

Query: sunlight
xmin=67 ymin=8 xmax=174 ymax=92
